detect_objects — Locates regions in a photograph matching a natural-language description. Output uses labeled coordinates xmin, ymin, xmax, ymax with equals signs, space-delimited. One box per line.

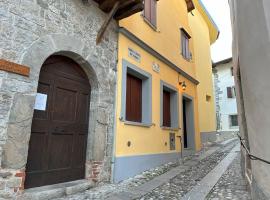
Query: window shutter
xmin=227 ymin=87 xmax=232 ymax=98
xmin=163 ymin=90 xmax=171 ymax=127
xmin=181 ymin=29 xmax=191 ymax=60
xmin=126 ymin=74 xmax=142 ymax=122
xmin=150 ymin=0 xmax=157 ymax=27
xmin=144 ymin=0 xmax=151 ymax=22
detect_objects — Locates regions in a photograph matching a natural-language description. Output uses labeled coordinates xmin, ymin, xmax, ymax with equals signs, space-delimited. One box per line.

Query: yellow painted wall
xmin=188 ymin=10 xmax=217 ymax=133
xmin=119 ymin=0 xmax=196 ymax=78
xmin=116 ymin=35 xmax=201 ymax=157
xmin=115 ymin=0 xmax=203 ymax=157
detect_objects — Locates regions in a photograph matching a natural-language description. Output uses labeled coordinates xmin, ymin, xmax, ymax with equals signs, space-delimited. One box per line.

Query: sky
xmin=200 ymin=0 xmax=232 ymax=63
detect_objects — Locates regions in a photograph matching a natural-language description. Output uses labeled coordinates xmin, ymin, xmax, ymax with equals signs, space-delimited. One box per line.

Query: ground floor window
xmin=229 ymin=114 xmax=238 ymax=127
xmin=126 ymin=74 xmax=142 ymax=122
xmin=160 ymin=81 xmax=179 ymax=128
xmin=121 ymin=60 xmax=152 ymax=125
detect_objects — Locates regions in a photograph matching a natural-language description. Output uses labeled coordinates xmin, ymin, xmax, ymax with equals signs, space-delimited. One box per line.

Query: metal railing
xmin=237 ymin=134 xmax=270 ymax=165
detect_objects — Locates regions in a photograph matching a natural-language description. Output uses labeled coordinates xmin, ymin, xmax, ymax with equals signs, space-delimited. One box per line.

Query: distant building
xmin=212 ymin=58 xmax=239 ymax=133
xmin=229 ymin=0 xmax=270 ymax=199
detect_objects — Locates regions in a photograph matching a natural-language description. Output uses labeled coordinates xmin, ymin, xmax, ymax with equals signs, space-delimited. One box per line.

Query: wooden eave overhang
xmin=193 ymin=0 xmax=219 ymax=44
xmin=83 ymin=0 xmax=144 ymax=43
xmin=93 ymin=0 xmax=144 ymax=20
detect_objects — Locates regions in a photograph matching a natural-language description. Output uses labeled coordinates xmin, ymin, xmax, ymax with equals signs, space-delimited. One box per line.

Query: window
xmin=227 ymin=86 xmax=236 ymax=98
xmin=230 ymin=115 xmax=238 ymax=127
xmin=160 ymin=81 xmax=179 ymax=128
xmin=121 ymin=60 xmax=152 ymax=126
xmin=144 ymin=0 xmax=157 ymax=28
xmin=163 ymin=90 xmax=171 ymax=127
xmin=231 ymin=67 xmax=234 ymax=76
xmin=126 ymin=74 xmax=142 ymax=122
xmin=181 ymin=28 xmax=191 ymax=60
xmin=206 ymin=95 xmax=211 ymax=102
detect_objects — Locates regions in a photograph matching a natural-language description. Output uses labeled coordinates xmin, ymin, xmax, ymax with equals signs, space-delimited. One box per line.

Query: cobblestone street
xmin=54 ymin=138 xmax=251 ymax=200
xmin=138 ymin=140 xmax=239 ymax=200
xmin=206 ymin=154 xmax=251 ymax=200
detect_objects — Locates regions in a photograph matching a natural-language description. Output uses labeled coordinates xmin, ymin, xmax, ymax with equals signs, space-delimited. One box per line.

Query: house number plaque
xmin=0 ymin=59 xmax=30 ymax=77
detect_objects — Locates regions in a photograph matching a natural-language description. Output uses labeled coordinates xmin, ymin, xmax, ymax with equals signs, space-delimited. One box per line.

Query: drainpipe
xmin=110 ymin=30 xmax=120 ymax=183
xmin=110 ymin=66 xmax=118 ymax=183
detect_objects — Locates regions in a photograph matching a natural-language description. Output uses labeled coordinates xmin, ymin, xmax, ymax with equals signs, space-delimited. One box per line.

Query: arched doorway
xmin=25 ymin=55 xmax=91 ymax=188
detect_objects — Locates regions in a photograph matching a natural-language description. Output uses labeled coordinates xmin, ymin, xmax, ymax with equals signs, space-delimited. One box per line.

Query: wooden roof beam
xmin=114 ymin=1 xmax=144 ymax=20
xmin=96 ymin=1 xmax=120 ymax=44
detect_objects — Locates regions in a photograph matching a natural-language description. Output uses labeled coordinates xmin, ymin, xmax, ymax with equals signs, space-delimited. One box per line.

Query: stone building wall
xmin=0 ymin=0 xmax=118 ymax=198
xmin=229 ymin=0 xmax=270 ymax=199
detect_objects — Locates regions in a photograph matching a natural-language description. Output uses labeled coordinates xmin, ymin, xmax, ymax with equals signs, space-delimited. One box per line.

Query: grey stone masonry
xmin=0 ymin=0 xmax=118 ymax=198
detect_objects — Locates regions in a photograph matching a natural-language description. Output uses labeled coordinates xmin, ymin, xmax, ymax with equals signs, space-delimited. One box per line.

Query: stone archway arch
xmin=2 ymin=34 xmax=114 ymax=183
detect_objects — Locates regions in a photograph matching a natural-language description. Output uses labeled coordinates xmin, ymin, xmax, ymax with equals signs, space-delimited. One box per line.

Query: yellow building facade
xmin=112 ymin=0 xmax=218 ymax=182
xmin=189 ymin=0 xmax=219 ymax=142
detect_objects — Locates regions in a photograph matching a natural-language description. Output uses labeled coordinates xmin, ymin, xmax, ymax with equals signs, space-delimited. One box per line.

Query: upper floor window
xmin=231 ymin=67 xmax=234 ymax=76
xmin=144 ymin=0 xmax=157 ymax=28
xmin=227 ymin=86 xmax=236 ymax=98
xmin=181 ymin=28 xmax=191 ymax=60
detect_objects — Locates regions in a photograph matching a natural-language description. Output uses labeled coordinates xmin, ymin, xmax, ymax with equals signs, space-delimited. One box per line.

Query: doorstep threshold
xmin=18 ymin=179 xmax=94 ymax=200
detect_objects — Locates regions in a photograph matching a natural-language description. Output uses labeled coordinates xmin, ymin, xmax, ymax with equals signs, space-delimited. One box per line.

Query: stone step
xmin=17 ymin=179 xmax=94 ymax=200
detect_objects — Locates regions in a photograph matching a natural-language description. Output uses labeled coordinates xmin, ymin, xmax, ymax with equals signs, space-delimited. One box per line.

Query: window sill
xmin=181 ymin=54 xmax=192 ymax=62
xmin=161 ymin=126 xmax=180 ymax=131
xmin=122 ymin=120 xmax=153 ymax=128
xmin=141 ymin=15 xmax=158 ymax=32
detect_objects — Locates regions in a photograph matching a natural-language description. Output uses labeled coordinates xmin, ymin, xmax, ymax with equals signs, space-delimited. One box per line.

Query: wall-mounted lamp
xmin=178 ymin=73 xmax=187 ymax=90
xmin=179 ymin=81 xmax=187 ymax=90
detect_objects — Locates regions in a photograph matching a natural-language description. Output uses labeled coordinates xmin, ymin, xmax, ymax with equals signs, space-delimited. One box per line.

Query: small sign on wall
xmin=128 ymin=47 xmax=141 ymax=63
xmin=152 ymin=62 xmax=160 ymax=73
xmin=0 ymin=59 xmax=30 ymax=76
xmin=34 ymin=93 xmax=47 ymax=111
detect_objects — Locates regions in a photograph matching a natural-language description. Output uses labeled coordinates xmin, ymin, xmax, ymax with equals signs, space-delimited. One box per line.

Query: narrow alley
xmin=50 ymin=138 xmax=251 ymax=200
xmin=1 ymin=0 xmax=270 ymax=199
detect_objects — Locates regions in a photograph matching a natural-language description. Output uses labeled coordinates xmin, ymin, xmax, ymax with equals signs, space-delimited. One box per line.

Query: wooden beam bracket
xmin=96 ymin=1 xmax=120 ymax=44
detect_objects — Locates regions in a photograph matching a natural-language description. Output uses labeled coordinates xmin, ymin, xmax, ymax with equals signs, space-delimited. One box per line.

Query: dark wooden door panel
xmin=72 ymin=135 xmax=88 ymax=167
xmin=25 ymin=56 xmax=91 ymax=189
xmin=48 ymin=134 xmax=73 ymax=170
xmin=52 ymin=86 xmax=77 ymax=122
xmin=26 ymin=133 xmax=47 ymax=172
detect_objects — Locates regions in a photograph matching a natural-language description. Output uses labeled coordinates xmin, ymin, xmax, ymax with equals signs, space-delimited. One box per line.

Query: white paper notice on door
xmin=34 ymin=93 xmax=47 ymax=111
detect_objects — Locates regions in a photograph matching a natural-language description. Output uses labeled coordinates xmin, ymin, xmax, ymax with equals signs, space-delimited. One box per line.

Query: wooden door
xmin=25 ymin=56 xmax=91 ymax=188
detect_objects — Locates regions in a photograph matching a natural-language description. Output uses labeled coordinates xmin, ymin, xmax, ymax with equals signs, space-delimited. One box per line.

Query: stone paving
xmin=138 ymin=141 xmax=237 ymax=200
xmin=206 ymin=154 xmax=251 ymax=200
xmin=55 ymin=139 xmax=246 ymax=200
xmin=55 ymin=160 xmax=180 ymax=200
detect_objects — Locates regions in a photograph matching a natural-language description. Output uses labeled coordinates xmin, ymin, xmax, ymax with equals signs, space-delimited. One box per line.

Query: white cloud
xmin=200 ymin=0 xmax=232 ymax=62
